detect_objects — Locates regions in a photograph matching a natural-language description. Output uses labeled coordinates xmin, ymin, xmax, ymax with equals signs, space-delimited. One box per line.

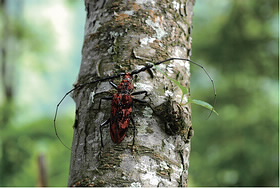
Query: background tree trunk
xmin=69 ymin=0 xmax=195 ymax=186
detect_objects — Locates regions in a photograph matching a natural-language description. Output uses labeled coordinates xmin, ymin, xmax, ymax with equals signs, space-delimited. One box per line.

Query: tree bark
xmin=69 ymin=0 xmax=195 ymax=186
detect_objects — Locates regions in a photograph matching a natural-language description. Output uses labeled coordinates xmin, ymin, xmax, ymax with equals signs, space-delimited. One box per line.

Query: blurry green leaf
xmin=189 ymin=99 xmax=218 ymax=115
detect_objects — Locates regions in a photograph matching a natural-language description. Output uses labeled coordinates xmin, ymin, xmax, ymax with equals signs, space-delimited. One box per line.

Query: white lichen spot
xmin=145 ymin=19 xmax=167 ymax=39
xmin=131 ymin=182 xmax=142 ymax=187
xmin=134 ymin=64 xmax=146 ymax=70
xmin=165 ymin=90 xmax=173 ymax=97
xmin=135 ymin=82 xmax=153 ymax=92
xmin=136 ymin=0 xmax=156 ymax=6
xmin=167 ymin=64 xmax=175 ymax=74
xmin=135 ymin=156 xmax=161 ymax=186
xmin=143 ymin=106 xmax=153 ymax=118
xmin=109 ymin=31 xmax=123 ymax=38
xmin=89 ymin=91 xmax=95 ymax=104
xmin=136 ymin=155 xmax=176 ymax=186
xmin=152 ymin=95 xmax=167 ymax=107
xmin=109 ymin=31 xmax=117 ymax=38
xmin=136 ymin=119 xmax=149 ymax=135
xmin=140 ymin=37 xmax=156 ymax=46
xmin=157 ymin=63 xmax=167 ymax=70
xmin=123 ymin=10 xmax=135 ymax=15
xmin=163 ymin=139 xmax=175 ymax=151
xmin=184 ymin=60 xmax=190 ymax=73
xmin=175 ymin=94 xmax=182 ymax=99
xmin=159 ymin=161 xmax=169 ymax=170
xmin=172 ymin=48 xmax=191 ymax=73
xmin=107 ymin=46 xmax=114 ymax=54
xmin=181 ymin=94 xmax=189 ymax=104
xmin=172 ymin=0 xmax=180 ymax=10
xmin=176 ymin=59 xmax=186 ymax=67
xmin=142 ymin=171 xmax=159 ymax=186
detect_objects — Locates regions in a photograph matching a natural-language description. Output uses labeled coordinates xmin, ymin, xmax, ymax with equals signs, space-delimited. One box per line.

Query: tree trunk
xmin=69 ymin=0 xmax=195 ymax=186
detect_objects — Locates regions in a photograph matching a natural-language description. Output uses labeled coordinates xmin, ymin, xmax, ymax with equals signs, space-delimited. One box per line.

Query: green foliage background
xmin=0 ymin=0 xmax=278 ymax=186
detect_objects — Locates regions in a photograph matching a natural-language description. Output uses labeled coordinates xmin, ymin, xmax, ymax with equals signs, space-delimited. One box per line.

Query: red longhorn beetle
xmin=54 ymin=58 xmax=216 ymax=150
xmin=98 ymin=73 xmax=148 ymax=147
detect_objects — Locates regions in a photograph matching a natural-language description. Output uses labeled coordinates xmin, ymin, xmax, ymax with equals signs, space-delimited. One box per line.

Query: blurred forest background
xmin=0 ymin=0 xmax=278 ymax=186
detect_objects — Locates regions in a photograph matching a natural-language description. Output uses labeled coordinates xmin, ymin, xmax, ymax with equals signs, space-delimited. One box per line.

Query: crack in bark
xmin=179 ymin=149 xmax=186 ymax=187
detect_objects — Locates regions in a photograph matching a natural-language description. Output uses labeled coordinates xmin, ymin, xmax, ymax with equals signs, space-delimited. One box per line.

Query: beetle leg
xmin=131 ymin=90 xmax=148 ymax=96
xmin=98 ymin=96 xmax=113 ymax=110
xmin=133 ymin=98 xmax=147 ymax=103
xmin=109 ymin=81 xmax=118 ymax=89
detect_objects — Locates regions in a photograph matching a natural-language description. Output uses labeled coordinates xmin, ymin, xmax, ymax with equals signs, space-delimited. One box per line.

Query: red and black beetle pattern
xmin=98 ymin=73 xmax=147 ymax=147
xmin=109 ymin=74 xmax=135 ymax=144
xmin=54 ymin=58 xmax=216 ymax=149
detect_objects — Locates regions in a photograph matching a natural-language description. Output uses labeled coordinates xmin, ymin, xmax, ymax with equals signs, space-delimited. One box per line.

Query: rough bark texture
xmin=69 ymin=0 xmax=195 ymax=186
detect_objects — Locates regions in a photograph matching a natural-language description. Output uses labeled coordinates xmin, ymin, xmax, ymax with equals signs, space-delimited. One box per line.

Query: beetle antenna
xmin=54 ymin=74 xmax=124 ymax=150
